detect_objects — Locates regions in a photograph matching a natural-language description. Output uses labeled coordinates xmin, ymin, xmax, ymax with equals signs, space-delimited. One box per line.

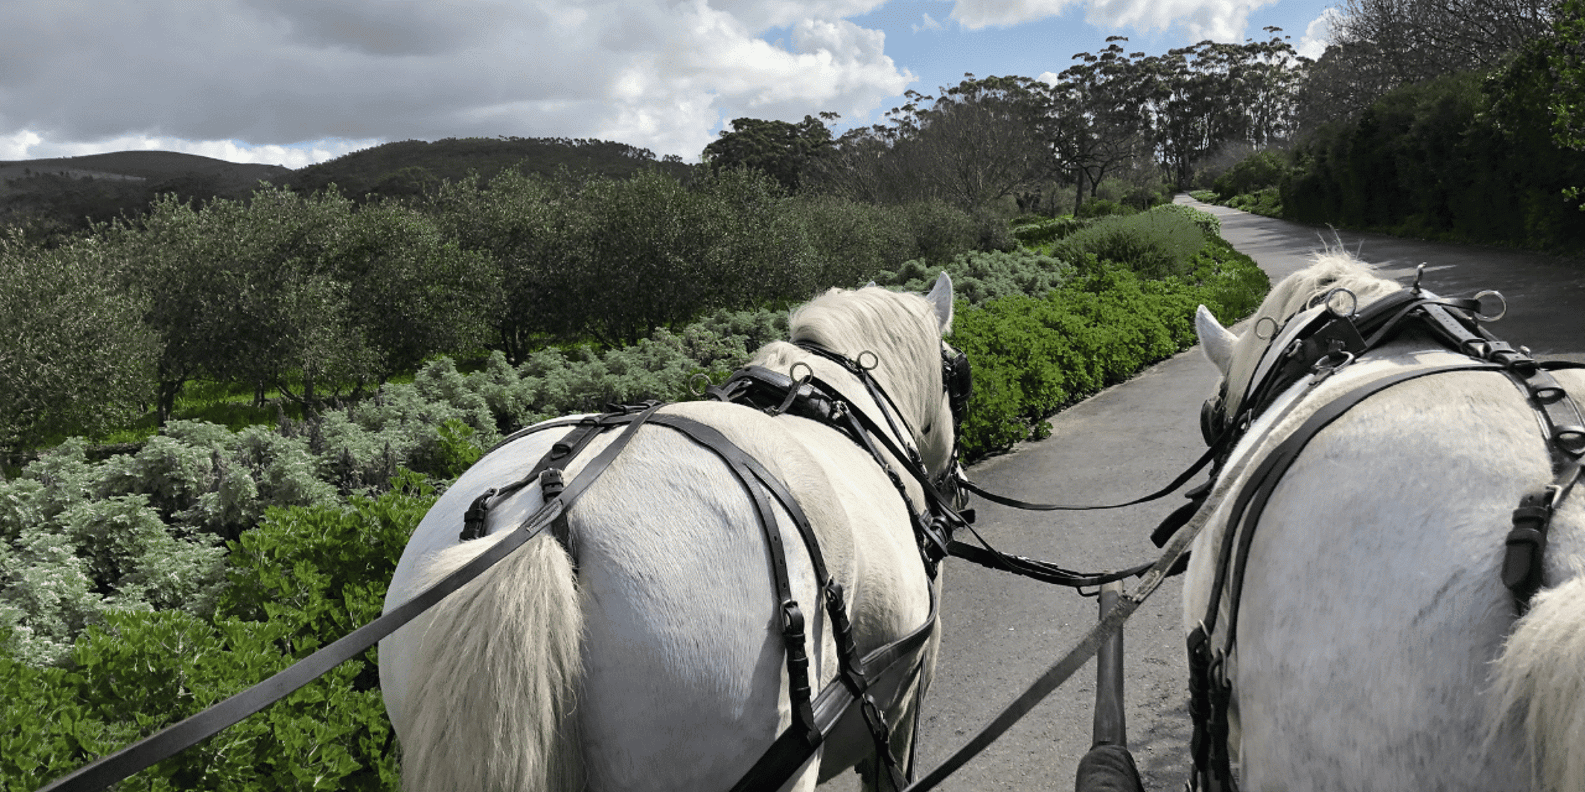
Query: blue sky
xmin=0 ymin=0 xmax=1338 ymax=169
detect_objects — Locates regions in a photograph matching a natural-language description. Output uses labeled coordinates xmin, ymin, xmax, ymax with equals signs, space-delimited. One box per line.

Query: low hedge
xmin=952 ymin=237 xmax=1265 ymax=453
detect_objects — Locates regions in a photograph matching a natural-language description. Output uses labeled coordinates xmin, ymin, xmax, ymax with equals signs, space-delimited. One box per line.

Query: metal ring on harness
xmin=1473 ymin=290 xmax=1507 ymax=322
xmin=1322 ymin=287 xmax=1357 ymax=318
xmin=688 ymin=372 xmax=713 ymax=397
xmin=1254 ymin=316 xmax=1279 ymax=340
xmin=855 ymin=350 xmax=879 ymax=371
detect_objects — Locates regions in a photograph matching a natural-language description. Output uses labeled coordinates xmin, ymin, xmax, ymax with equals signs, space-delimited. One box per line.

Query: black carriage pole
xmin=1075 ymin=580 xmax=1144 ymax=792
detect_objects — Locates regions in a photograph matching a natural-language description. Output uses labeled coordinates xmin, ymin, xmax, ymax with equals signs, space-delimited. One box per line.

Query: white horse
xmin=1185 ymin=252 xmax=1585 ymax=791
xmin=379 ymin=274 xmax=960 ymax=791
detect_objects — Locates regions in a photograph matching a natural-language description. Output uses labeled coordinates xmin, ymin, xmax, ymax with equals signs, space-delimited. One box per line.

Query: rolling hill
xmin=0 ymin=138 xmax=697 ymax=238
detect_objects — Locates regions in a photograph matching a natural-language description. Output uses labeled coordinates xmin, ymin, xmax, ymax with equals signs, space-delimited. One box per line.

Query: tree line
xmin=1188 ymin=0 xmax=1585 ymax=251
xmin=705 ymin=32 xmax=1312 ymax=215
xmin=0 ymin=168 xmax=1004 ymax=456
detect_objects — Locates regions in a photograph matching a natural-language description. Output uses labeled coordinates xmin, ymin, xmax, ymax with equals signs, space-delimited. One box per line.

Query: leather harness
xmin=460 ymin=340 xmax=975 ymax=791
xmin=1181 ymin=279 xmax=1585 ymax=792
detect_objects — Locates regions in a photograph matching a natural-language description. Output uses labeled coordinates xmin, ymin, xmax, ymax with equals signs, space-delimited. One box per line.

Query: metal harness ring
xmin=1474 ymin=290 xmax=1508 ymax=322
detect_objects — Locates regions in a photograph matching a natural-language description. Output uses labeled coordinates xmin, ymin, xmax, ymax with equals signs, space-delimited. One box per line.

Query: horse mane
xmin=750 ymin=285 xmax=946 ymax=453
xmin=1223 ymin=250 xmax=1404 ymax=416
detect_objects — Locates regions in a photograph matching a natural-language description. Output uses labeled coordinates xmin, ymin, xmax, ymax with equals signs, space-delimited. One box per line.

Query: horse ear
xmin=925 ymin=271 xmax=954 ymax=334
xmin=1196 ymin=305 xmax=1236 ymax=374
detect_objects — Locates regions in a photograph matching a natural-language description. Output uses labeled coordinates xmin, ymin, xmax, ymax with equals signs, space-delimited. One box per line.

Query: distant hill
xmin=0 ymin=151 xmax=289 ymax=239
xmin=0 ymin=150 xmax=289 ymax=187
xmin=276 ymin=137 xmax=697 ymax=199
xmin=0 ymin=138 xmax=697 ymax=241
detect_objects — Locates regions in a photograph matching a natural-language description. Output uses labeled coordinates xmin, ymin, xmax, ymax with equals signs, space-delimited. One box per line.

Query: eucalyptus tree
xmin=1044 ymin=38 xmax=1156 ymax=211
xmin=809 ymin=76 xmax=1053 ymax=211
xmin=701 ymin=114 xmax=837 ymax=193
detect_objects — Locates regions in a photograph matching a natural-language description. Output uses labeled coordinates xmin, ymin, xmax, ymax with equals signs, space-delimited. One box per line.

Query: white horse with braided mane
xmin=1185 ymin=251 xmax=1585 ymax=791
xmin=378 ymin=275 xmax=960 ymax=791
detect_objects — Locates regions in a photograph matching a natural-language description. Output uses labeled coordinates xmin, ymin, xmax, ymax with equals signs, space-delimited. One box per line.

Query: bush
xmin=1055 ymin=208 xmax=1206 ymax=280
xmin=951 ymin=240 xmax=1267 ymax=456
xmin=3 ymin=481 xmax=430 ymax=791
xmin=1075 ymin=198 xmax=1132 ymax=219
xmin=876 ymin=249 xmax=1074 ymax=305
xmin=1211 ymin=150 xmax=1289 ymax=199
xmin=1010 ymin=216 xmax=1091 ymax=248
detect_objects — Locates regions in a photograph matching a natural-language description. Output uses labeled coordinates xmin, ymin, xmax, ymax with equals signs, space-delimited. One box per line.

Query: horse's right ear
xmin=1196 ymin=305 xmax=1236 ymax=374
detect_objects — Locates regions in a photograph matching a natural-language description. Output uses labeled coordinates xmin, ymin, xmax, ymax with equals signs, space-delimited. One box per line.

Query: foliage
xmin=111 ymin=186 xmax=501 ymax=419
xmin=702 ymin=115 xmax=836 ymax=192
xmin=877 ymin=249 xmax=1075 ymax=305
xmin=1148 ymin=202 xmax=1223 ymax=236
xmin=1055 ymin=206 xmax=1208 ymax=279
xmin=0 ymin=231 xmax=158 ymax=455
xmin=1282 ymin=52 xmax=1585 ymax=249
xmin=1011 ymin=216 xmax=1092 ymax=247
xmin=3 ymin=481 xmax=429 ymax=791
xmin=1211 ymin=149 xmax=1291 ymax=199
xmin=808 ymin=76 xmax=1053 ymax=210
xmin=950 ymin=240 xmax=1266 ymax=455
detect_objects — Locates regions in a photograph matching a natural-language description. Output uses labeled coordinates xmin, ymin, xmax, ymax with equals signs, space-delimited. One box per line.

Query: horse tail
xmin=1491 ymin=575 xmax=1585 ymax=792
xmin=397 ymin=529 xmax=585 ymax=792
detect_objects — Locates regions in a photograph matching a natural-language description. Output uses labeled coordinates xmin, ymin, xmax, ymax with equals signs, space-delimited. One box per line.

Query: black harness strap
xmin=1499 ymin=363 xmax=1585 ymax=608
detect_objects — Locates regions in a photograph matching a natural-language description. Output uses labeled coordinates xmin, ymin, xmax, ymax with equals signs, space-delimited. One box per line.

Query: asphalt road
xmin=823 ymin=197 xmax=1585 ymax=791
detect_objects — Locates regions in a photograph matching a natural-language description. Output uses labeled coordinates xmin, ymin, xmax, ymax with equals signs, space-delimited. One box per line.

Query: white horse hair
xmin=379 ymin=274 xmax=958 ymax=791
xmin=1186 ymin=251 xmax=1585 ymax=791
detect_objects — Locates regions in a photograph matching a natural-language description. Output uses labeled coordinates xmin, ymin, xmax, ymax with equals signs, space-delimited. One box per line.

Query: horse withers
xmin=379 ymin=274 xmax=962 ymax=791
xmin=1184 ymin=252 xmax=1585 ymax=791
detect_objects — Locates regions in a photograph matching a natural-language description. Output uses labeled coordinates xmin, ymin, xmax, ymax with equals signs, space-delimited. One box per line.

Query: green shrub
xmin=3 ymin=480 xmax=431 ymax=791
xmin=1074 ymin=198 xmax=1132 ymax=219
xmin=876 ymin=249 xmax=1074 ymax=306
xmin=1010 ymin=216 xmax=1091 ymax=248
xmin=1228 ymin=187 xmax=1283 ymax=216
xmin=1211 ymin=150 xmax=1289 ymax=199
xmin=1144 ymin=203 xmax=1222 ymax=237
xmin=950 ymin=240 xmax=1267 ymax=456
xmin=1054 ymin=209 xmax=1206 ymax=279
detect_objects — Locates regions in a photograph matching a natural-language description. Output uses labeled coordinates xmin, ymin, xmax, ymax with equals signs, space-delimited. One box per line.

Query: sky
xmin=0 ymin=0 xmax=1340 ymax=170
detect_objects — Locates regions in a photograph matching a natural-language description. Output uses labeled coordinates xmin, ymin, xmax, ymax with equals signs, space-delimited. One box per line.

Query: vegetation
xmin=1 ymin=194 xmax=1266 ymax=790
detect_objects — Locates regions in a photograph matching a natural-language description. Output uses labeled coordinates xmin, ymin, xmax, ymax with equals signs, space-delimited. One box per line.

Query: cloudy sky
xmin=0 ymin=0 xmax=1339 ymax=169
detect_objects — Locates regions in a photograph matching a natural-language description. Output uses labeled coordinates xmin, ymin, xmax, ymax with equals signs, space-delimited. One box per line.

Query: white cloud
xmin=1296 ymin=9 xmax=1339 ymax=59
xmin=947 ymin=0 xmax=1274 ymax=41
xmin=949 ymin=0 xmax=1078 ymax=29
xmin=914 ymin=13 xmax=946 ymax=32
xmin=0 ymin=0 xmax=911 ymax=165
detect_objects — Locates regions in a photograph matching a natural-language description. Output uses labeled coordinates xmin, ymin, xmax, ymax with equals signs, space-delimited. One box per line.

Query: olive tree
xmin=0 ymin=230 xmax=157 ymax=452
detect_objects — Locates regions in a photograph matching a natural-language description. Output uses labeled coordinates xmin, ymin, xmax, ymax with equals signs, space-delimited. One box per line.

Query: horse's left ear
xmin=1196 ymin=305 xmax=1236 ymax=375
xmin=926 ymin=271 xmax=954 ymax=334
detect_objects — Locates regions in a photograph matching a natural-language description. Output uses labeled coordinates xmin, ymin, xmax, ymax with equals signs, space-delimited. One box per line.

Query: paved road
xmin=824 ymin=199 xmax=1585 ymax=791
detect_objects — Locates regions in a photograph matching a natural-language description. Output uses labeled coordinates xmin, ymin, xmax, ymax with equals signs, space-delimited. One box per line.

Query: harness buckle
xmin=460 ymin=487 xmax=497 ymax=541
